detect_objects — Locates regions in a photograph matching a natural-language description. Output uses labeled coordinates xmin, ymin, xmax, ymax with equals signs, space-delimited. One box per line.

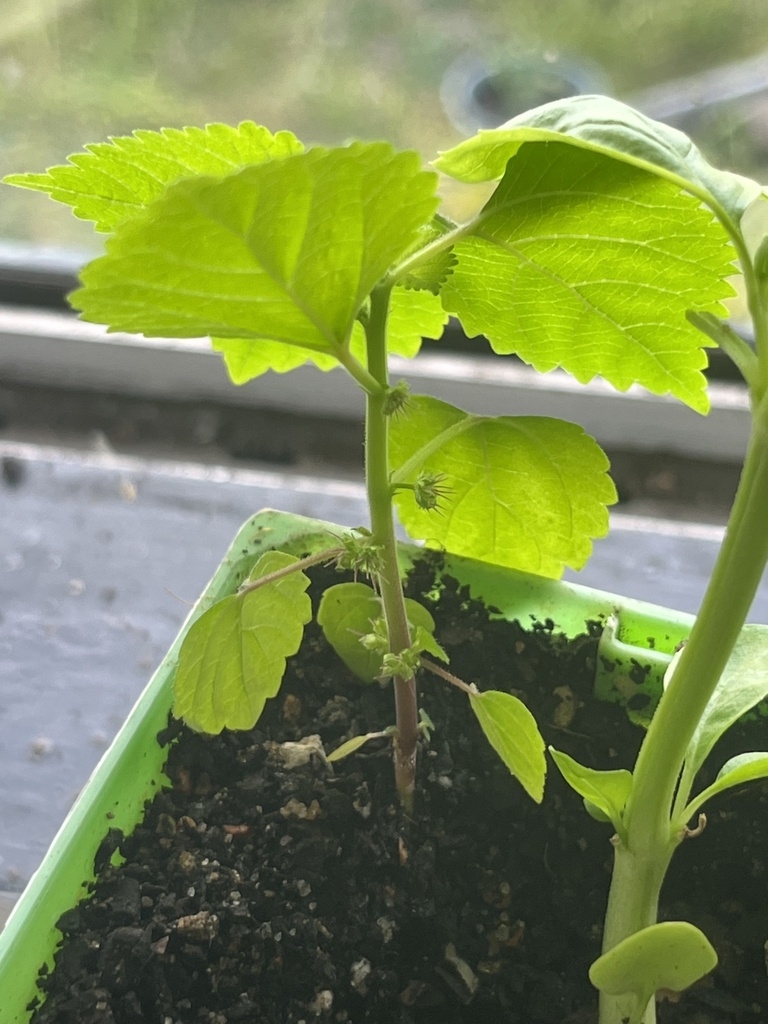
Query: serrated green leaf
xmin=441 ymin=142 xmax=734 ymax=413
xmin=174 ymin=551 xmax=311 ymax=733
xmin=395 ymin=215 xmax=458 ymax=293
xmin=684 ymin=752 xmax=768 ymax=820
xmin=468 ymin=689 xmax=546 ymax=802
xmin=589 ymin=921 xmax=717 ymax=1021
xmin=412 ymin=624 xmax=448 ymax=663
xmin=211 ymin=283 xmax=448 ymax=385
xmin=681 ymin=625 xmax=768 ymax=782
xmin=550 ymin=748 xmax=632 ymax=831
xmin=4 ymin=122 xmax=304 ymax=232
xmin=317 ymin=581 xmax=438 ymax=683
xmin=390 ymin=395 xmax=616 ymax=577
xmin=435 ymin=94 xmax=762 ymax=224
xmin=211 ymin=336 xmax=339 ymax=383
xmin=71 ymin=143 xmax=439 ymax=362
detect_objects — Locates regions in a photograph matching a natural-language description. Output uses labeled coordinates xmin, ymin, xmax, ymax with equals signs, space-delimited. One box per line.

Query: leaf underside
xmin=70 ymin=143 xmax=440 ymax=377
xmin=390 ymin=395 xmax=616 ymax=577
xmin=4 ymin=122 xmax=304 ymax=232
xmin=174 ymin=551 xmax=312 ymax=733
xmin=442 ymin=141 xmax=735 ymax=413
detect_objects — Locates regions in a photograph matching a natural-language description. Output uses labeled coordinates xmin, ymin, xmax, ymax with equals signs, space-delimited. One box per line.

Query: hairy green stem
xmin=599 ymin=386 xmax=768 ymax=1023
xmin=237 ymin=546 xmax=345 ymax=595
xmin=364 ymin=284 xmax=419 ymax=810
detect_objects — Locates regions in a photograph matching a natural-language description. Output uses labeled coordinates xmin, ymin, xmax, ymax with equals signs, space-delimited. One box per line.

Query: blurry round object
xmin=441 ymin=52 xmax=610 ymax=135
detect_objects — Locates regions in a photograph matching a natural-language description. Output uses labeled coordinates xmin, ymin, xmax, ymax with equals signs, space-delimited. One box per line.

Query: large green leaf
xmin=681 ymin=625 xmax=768 ymax=782
xmin=4 ymin=122 xmax=304 ymax=232
xmin=468 ymin=689 xmax=546 ymax=802
xmin=390 ymin=395 xmax=616 ymax=577
xmin=174 ymin=551 xmax=312 ymax=733
xmin=435 ymin=94 xmax=762 ymax=224
xmin=71 ymin=143 xmax=439 ymax=359
xmin=440 ymin=142 xmax=734 ymax=413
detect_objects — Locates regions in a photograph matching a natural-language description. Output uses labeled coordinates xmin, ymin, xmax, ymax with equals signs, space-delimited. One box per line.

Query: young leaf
xmin=684 ymin=752 xmax=768 ymax=820
xmin=680 ymin=625 xmax=768 ymax=782
xmin=440 ymin=142 xmax=734 ymax=413
xmin=468 ymin=689 xmax=546 ymax=802
xmin=174 ymin=551 xmax=311 ymax=733
xmin=4 ymin=123 xmax=304 ymax=232
xmin=390 ymin=395 xmax=616 ymax=577
xmin=317 ymin=582 xmax=439 ymax=683
xmin=71 ymin=143 xmax=439 ymax=358
xmin=549 ymin=748 xmax=632 ymax=832
xmin=589 ymin=921 xmax=717 ymax=1022
xmin=435 ymin=94 xmax=762 ymax=224
xmin=327 ymin=730 xmax=391 ymax=762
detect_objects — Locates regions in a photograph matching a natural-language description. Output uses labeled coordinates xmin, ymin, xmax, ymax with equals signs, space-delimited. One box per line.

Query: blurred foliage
xmin=2 ymin=0 xmax=768 ymax=246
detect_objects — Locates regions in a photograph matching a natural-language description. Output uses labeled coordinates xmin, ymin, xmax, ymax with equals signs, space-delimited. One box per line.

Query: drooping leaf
xmin=589 ymin=921 xmax=717 ymax=1023
xmin=684 ymin=751 xmax=768 ymax=820
xmin=327 ymin=731 xmax=391 ymax=762
xmin=71 ymin=143 xmax=439 ymax=362
xmin=4 ymin=122 xmax=304 ymax=232
xmin=174 ymin=551 xmax=312 ymax=733
xmin=390 ymin=395 xmax=616 ymax=577
xmin=440 ymin=142 xmax=734 ymax=413
xmin=435 ymin=94 xmax=762 ymax=224
xmin=468 ymin=689 xmax=546 ymax=802
xmin=317 ymin=581 xmax=440 ymax=683
xmin=549 ymin=748 xmax=632 ymax=832
xmin=681 ymin=625 xmax=768 ymax=782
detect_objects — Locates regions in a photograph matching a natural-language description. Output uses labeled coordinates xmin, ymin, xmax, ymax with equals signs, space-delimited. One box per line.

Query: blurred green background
xmin=3 ymin=0 xmax=768 ymax=250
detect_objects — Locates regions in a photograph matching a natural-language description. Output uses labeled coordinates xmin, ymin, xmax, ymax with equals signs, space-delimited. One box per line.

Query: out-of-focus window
xmin=3 ymin=0 xmax=768 ymax=252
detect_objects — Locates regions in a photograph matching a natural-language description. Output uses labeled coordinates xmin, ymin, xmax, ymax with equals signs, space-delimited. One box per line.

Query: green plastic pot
xmin=0 ymin=509 xmax=692 ymax=1023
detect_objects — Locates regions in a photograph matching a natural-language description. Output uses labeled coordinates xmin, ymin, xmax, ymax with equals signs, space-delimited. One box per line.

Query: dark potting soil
xmin=26 ymin=556 xmax=768 ymax=1024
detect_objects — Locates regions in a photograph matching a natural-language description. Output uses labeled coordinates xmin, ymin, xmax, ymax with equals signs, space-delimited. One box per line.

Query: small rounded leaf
xmin=590 ymin=921 xmax=717 ymax=1008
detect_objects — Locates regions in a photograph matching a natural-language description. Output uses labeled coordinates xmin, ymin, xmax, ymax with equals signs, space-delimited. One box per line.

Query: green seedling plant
xmin=7 ymin=94 xmax=768 ymax=1020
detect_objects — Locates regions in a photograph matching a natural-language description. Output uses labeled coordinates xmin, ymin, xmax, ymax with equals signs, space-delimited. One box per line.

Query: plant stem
xmin=364 ymin=284 xmax=419 ymax=810
xmin=237 ymin=546 xmax=345 ymax=595
xmin=598 ymin=388 xmax=768 ymax=1023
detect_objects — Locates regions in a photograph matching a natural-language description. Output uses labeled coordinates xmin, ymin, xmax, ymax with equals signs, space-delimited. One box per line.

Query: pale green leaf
xmin=435 ymin=94 xmax=762 ymax=223
xmin=468 ymin=689 xmax=546 ymax=802
xmin=590 ymin=921 xmax=717 ymax=1021
xmin=327 ymin=731 xmax=390 ymax=762
xmin=685 ymin=752 xmax=768 ymax=820
xmin=682 ymin=625 xmax=768 ymax=781
xmin=549 ymin=748 xmax=632 ymax=831
xmin=317 ymin=582 xmax=385 ymax=683
xmin=441 ymin=142 xmax=734 ymax=413
xmin=317 ymin=581 xmax=438 ymax=683
xmin=412 ymin=624 xmax=449 ymax=663
xmin=390 ymin=395 xmax=616 ymax=577
xmin=71 ymin=143 xmax=439 ymax=361
xmin=211 ymin=284 xmax=448 ymax=385
xmin=211 ymin=336 xmax=338 ymax=384
xmin=395 ymin=214 xmax=458 ymax=293
xmin=174 ymin=551 xmax=311 ymax=733
xmin=4 ymin=122 xmax=304 ymax=232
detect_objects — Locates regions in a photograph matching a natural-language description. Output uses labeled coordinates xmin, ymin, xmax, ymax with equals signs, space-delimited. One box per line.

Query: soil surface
xmin=27 ymin=557 xmax=768 ymax=1023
